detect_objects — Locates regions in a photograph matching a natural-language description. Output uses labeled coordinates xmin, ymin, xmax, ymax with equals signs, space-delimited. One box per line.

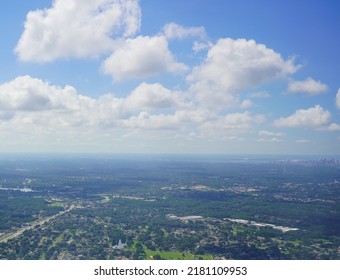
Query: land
xmin=0 ymin=154 xmax=339 ymax=260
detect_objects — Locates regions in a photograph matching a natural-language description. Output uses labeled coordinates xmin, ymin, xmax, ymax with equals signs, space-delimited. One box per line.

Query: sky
xmin=0 ymin=0 xmax=340 ymax=155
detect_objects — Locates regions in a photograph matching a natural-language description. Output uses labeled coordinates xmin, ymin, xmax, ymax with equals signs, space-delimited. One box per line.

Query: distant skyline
xmin=0 ymin=0 xmax=340 ymax=154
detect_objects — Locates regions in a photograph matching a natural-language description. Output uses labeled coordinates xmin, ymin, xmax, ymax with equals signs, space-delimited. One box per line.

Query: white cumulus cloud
xmin=102 ymin=36 xmax=188 ymax=81
xmin=125 ymin=82 xmax=183 ymax=110
xmin=0 ymin=75 xmax=93 ymax=111
xmin=15 ymin=0 xmax=141 ymax=62
xmin=296 ymin=139 xmax=311 ymax=143
xmin=336 ymin=88 xmax=340 ymax=109
xmin=274 ymin=105 xmax=331 ymax=129
xmin=0 ymin=75 xmax=297 ymax=151
xmin=258 ymin=130 xmax=284 ymax=142
xmin=200 ymin=111 xmax=265 ymax=138
xmin=257 ymin=137 xmax=282 ymax=142
xmin=325 ymin=123 xmax=340 ymax=131
xmin=162 ymin=22 xmax=206 ymax=40
xmin=192 ymin=41 xmax=212 ymax=52
xmin=0 ymin=75 xmax=127 ymax=129
xmin=259 ymin=130 xmax=284 ymax=137
xmin=0 ymin=76 xmax=201 ymax=134
xmin=288 ymin=77 xmax=328 ymax=95
xmin=187 ymin=38 xmax=297 ymax=109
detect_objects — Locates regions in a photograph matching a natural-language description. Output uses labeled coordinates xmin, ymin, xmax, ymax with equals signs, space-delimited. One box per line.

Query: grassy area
xmin=127 ymin=240 xmax=213 ymax=260
xmin=232 ymin=225 xmax=246 ymax=235
xmin=144 ymin=247 xmax=213 ymax=260
xmin=52 ymin=233 xmax=64 ymax=246
xmin=318 ymin=239 xmax=333 ymax=245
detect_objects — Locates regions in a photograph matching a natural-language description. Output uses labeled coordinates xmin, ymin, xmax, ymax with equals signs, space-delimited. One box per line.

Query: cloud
xmin=288 ymin=77 xmax=328 ymax=95
xmin=257 ymin=130 xmax=284 ymax=142
xmin=0 ymin=76 xmax=202 ymax=134
xmin=162 ymin=22 xmax=206 ymax=40
xmin=336 ymin=88 xmax=340 ymax=109
xmin=200 ymin=111 xmax=265 ymax=137
xmin=257 ymin=137 xmax=282 ymax=142
xmin=193 ymin=41 xmax=212 ymax=52
xmin=102 ymin=36 xmax=188 ymax=81
xmin=125 ymin=82 xmax=183 ymax=110
xmin=122 ymin=112 xmax=179 ymax=130
xmin=0 ymin=75 xmax=126 ymax=130
xmin=274 ymin=105 xmax=331 ymax=129
xmin=121 ymin=108 xmax=212 ymax=131
xmin=296 ymin=139 xmax=311 ymax=143
xmin=138 ymin=110 xmax=266 ymax=140
xmin=248 ymin=91 xmax=271 ymax=98
xmin=15 ymin=0 xmax=141 ymax=62
xmin=0 ymin=75 xmax=93 ymax=111
xmin=187 ymin=38 xmax=297 ymax=109
xmin=3 ymin=74 xmax=317 ymax=151
xmin=259 ymin=130 xmax=284 ymax=137
xmin=240 ymin=99 xmax=253 ymax=108
xmin=325 ymin=123 xmax=340 ymax=131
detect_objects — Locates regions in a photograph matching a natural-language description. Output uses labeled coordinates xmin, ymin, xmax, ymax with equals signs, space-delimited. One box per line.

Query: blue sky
xmin=0 ymin=0 xmax=340 ymax=154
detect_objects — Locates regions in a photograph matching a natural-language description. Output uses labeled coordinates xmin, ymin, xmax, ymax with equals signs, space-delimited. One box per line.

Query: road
xmin=0 ymin=204 xmax=76 ymax=243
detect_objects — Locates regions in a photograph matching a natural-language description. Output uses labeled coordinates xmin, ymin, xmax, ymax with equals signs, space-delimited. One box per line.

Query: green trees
xmin=134 ymin=242 xmax=146 ymax=259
